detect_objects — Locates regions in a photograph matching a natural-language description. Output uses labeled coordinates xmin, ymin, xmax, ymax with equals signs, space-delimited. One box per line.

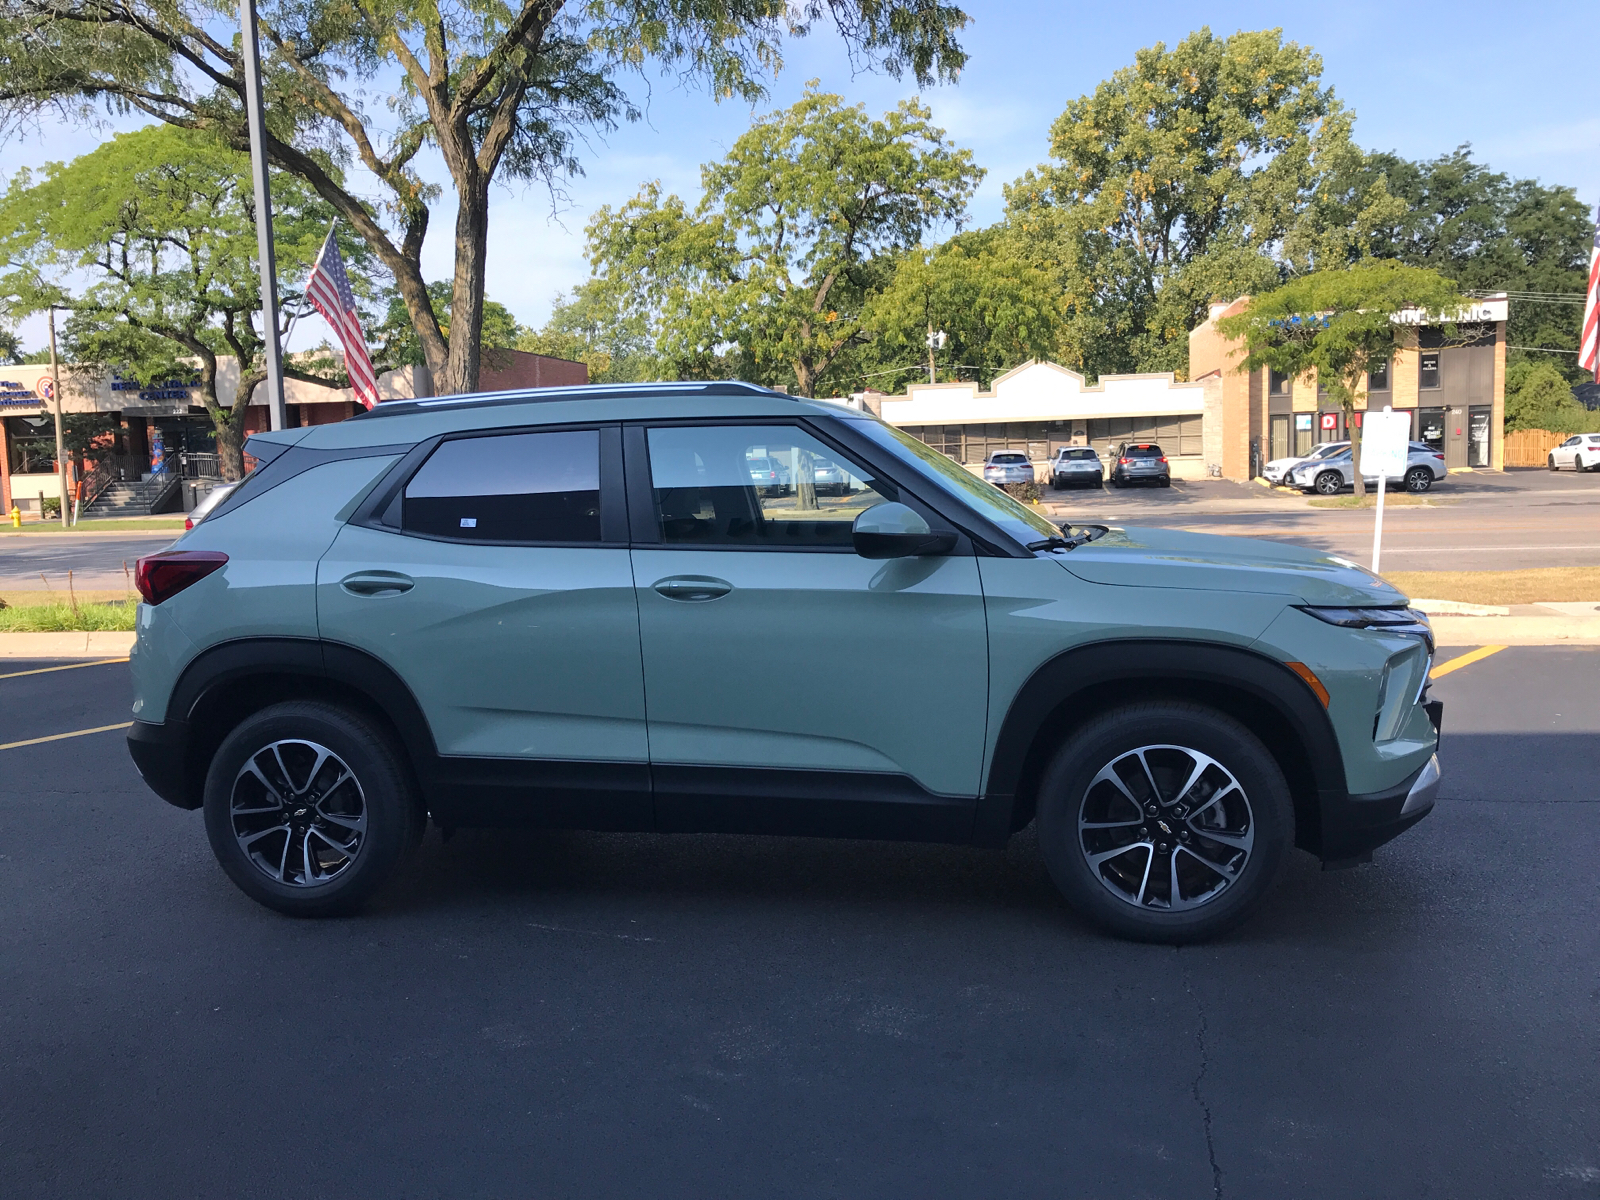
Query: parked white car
xmin=1548 ymin=434 xmax=1600 ymax=472
xmin=1262 ymin=441 xmax=1349 ymax=485
xmin=1288 ymin=442 xmax=1447 ymax=494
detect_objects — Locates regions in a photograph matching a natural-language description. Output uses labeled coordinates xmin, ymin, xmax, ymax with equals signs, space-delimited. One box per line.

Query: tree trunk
xmin=208 ymin=358 xmax=254 ymax=482
xmin=1349 ymin=404 xmax=1366 ymax=498
xmin=794 ymin=447 xmax=817 ymax=510
xmin=440 ymin=183 xmax=491 ymax=396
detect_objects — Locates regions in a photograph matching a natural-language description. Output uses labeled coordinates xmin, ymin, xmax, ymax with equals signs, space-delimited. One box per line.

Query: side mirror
xmin=852 ymin=502 xmax=957 ymax=560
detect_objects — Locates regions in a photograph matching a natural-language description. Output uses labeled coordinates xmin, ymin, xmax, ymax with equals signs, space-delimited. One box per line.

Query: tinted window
xmin=404 ymin=429 xmax=600 ymax=542
xmin=1419 ymin=353 xmax=1441 ymax=390
xmin=647 ymin=425 xmax=893 ymax=547
xmin=1124 ymin=444 xmax=1163 ymax=458
xmin=1369 ymin=360 xmax=1390 ymax=391
xmin=990 ymin=453 xmax=1028 ymax=464
xmin=1060 ymin=448 xmax=1097 ymax=460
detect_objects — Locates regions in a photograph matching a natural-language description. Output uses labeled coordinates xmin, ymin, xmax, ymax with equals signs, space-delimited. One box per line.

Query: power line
xmin=1507 ymin=345 xmax=1580 ymax=354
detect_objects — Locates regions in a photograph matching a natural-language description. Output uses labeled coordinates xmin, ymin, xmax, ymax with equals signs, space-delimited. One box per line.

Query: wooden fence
xmin=1502 ymin=429 xmax=1568 ymax=468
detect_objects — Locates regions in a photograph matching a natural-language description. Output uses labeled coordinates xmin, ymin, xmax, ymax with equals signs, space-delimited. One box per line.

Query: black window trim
xmin=349 ymin=421 xmax=628 ymax=548
xmin=621 ymin=414 xmax=1024 ymax=557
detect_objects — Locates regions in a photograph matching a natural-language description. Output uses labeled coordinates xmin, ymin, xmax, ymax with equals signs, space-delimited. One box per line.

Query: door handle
xmin=340 ymin=570 xmax=415 ymax=597
xmin=653 ymin=575 xmax=732 ymax=602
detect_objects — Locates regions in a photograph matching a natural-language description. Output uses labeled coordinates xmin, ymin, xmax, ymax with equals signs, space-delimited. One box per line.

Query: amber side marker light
xmin=1285 ymin=661 xmax=1331 ymax=707
xmin=135 ymin=551 xmax=228 ymax=606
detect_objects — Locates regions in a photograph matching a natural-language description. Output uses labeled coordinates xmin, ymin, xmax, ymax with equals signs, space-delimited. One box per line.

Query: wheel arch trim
xmin=976 ymin=639 xmax=1347 ymax=850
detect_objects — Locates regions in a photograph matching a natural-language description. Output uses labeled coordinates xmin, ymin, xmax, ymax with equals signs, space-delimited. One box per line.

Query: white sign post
xmin=1360 ymin=405 xmax=1412 ymax=575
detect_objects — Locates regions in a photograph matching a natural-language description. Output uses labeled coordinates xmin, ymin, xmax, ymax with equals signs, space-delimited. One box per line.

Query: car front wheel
xmin=1036 ymin=702 xmax=1293 ymax=943
xmin=1404 ymin=466 xmax=1432 ymax=493
xmin=1314 ymin=470 xmax=1343 ymax=495
xmin=202 ymin=701 xmax=424 ymax=917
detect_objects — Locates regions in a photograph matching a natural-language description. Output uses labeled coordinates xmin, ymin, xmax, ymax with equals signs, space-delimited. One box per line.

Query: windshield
xmin=853 ymin=420 xmax=1062 ymax=544
xmin=1310 ymin=443 xmax=1347 ymax=459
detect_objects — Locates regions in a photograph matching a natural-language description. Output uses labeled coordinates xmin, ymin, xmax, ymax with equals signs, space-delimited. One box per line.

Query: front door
xmin=1446 ymin=405 xmax=1468 ymax=469
xmin=317 ymin=425 xmax=650 ymax=829
xmin=627 ymin=421 xmax=989 ymax=842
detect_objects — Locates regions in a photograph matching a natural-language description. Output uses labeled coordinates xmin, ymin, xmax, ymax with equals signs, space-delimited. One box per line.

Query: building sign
xmin=1320 ymin=413 xmax=1338 ymax=430
xmin=1294 ymin=414 xmax=1313 ymax=431
xmin=0 ymin=379 xmax=40 ymax=408
xmin=110 ymin=371 xmax=198 ymax=403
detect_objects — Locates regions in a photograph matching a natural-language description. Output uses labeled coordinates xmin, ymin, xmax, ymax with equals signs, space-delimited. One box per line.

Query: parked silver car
xmin=1289 ymin=442 xmax=1447 ymax=494
xmin=1262 ymin=441 xmax=1349 ymax=485
xmin=1049 ymin=446 xmax=1104 ymax=489
xmin=983 ymin=452 xmax=1036 ymax=486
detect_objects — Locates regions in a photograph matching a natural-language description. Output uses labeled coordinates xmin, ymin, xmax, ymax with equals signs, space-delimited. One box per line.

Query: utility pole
xmin=46 ymin=306 xmax=68 ymax=529
xmin=240 ymin=0 xmax=286 ymax=431
xmin=925 ymin=326 xmax=947 ymax=384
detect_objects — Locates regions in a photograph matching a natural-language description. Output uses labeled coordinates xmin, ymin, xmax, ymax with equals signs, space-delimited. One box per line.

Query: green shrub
xmin=1002 ymin=480 xmax=1041 ymax=504
xmin=40 ymin=497 xmax=61 ymax=518
xmin=1505 ymin=360 xmax=1600 ymax=434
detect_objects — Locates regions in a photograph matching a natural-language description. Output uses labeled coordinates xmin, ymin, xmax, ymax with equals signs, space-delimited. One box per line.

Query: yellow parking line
xmin=0 ymin=657 xmax=129 ymax=681
xmin=1430 ymin=645 xmax=1507 ymax=680
xmin=0 ymin=721 xmax=133 ymax=752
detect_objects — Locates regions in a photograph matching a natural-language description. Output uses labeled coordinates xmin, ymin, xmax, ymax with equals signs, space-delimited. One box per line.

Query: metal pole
xmin=240 ymin=0 xmax=286 ymax=431
xmin=47 ymin=307 xmax=68 ymax=529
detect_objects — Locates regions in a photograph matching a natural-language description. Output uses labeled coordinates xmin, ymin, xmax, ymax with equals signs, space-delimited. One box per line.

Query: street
xmin=2 ymin=647 xmax=1596 ymax=1198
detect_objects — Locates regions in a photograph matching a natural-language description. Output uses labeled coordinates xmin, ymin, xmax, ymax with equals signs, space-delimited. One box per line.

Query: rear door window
xmin=403 ymin=429 xmax=601 ymax=542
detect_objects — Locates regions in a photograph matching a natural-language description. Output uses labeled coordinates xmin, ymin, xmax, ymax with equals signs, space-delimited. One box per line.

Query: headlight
xmin=1298 ymin=606 xmax=1433 ymax=653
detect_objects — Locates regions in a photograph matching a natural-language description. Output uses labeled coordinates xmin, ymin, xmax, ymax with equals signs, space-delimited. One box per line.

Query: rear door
xmin=626 ymin=419 xmax=989 ymax=842
xmin=317 ymin=423 xmax=650 ymax=829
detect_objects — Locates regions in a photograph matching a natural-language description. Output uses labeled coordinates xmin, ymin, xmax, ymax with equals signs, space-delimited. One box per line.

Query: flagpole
xmin=281 ymin=224 xmax=335 ymax=355
xmin=240 ymin=0 xmax=287 ymax=431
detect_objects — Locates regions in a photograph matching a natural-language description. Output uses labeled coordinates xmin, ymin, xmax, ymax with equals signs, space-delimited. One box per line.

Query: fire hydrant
xmin=9 ymin=505 xmax=19 ymax=528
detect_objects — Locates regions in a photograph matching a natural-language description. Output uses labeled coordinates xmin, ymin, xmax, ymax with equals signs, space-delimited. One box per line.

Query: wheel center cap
xmin=1157 ymin=819 xmax=1172 ymax=835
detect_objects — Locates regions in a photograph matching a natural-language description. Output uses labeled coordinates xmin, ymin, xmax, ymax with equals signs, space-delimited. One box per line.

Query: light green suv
xmin=126 ymin=383 xmax=1441 ymax=942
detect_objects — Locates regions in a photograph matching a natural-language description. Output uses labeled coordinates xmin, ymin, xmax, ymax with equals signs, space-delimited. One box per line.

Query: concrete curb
xmin=1431 ymin=616 xmax=1600 ymax=647
xmin=0 ymin=632 xmax=136 ymax=658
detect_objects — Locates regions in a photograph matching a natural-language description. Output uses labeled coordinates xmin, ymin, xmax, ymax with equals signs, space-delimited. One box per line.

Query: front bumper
xmin=1318 ymin=714 xmax=1441 ymax=864
xmin=127 ymin=718 xmax=200 ymax=810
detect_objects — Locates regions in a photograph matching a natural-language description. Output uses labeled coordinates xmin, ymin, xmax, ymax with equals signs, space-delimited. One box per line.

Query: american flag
xmin=1583 ymin=202 xmax=1600 ymax=381
xmin=304 ymin=229 xmax=380 ymax=409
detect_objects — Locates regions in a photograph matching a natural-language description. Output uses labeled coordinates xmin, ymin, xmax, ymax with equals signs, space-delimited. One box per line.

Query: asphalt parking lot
xmin=2 ymin=648 xmax=1597 ymax=1198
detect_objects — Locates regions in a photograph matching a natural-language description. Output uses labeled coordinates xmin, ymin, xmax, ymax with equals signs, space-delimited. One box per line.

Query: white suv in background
xmin=1548 ymin=434 xmax=1600 ymax=472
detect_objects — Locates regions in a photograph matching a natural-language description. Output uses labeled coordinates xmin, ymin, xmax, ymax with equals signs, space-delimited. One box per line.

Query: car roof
xmin=282 ymin=381 xmax=859 ymax=450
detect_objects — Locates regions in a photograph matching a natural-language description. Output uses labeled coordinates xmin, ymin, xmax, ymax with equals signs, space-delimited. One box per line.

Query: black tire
xmin=1549 ymin=455 xmax=1558 ymax=471
xmin=1314 ymin=470 xmax=1343 ymax=496
xmin=1404 ymin=466 xmax=1432 ymax=493
xmin=1036 ymin=702 xmax=1294 ymax=943
xmin=1159 ymin=476 xmax=1171 ymax=488
xmin=202 ymin=700 xmax=424 ymax=917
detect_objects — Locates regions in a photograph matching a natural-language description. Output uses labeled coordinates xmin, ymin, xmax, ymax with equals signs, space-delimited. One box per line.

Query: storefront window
xmin=1418 ymin=407 xmax=1446 ymax=452
xmin=1419 ymin=353 xmax=1441 ymax=390
xmin=1293 ymin=413 xmax=1313 ymax=457
xmin=4 ymin=416 xmax=57 ymax=474
xmin=1368 ymin=360 xmax=1390 ymax=392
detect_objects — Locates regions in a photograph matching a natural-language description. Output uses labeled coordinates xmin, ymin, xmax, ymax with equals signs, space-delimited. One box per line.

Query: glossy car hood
xmin=1059 ymin=525 xmax=1407 ymax=606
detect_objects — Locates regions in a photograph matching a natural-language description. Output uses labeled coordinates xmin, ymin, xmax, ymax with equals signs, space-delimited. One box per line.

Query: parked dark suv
xmin=1111 ymin=443 xmax=1171 ymax=488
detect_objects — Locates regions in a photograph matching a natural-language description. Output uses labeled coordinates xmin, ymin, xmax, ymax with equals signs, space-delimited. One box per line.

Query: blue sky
xmin=3 ymin=0 xmax=1596 ymax=354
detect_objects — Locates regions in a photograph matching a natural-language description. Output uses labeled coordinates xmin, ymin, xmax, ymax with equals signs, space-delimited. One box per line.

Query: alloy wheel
xmin=1315 ymin=471 xmax=1342 ymax=495
xmin=1077 ymin=744 xmax=1254 ymax=911
xmin=229 ymin=739 xmax=367 ymax=887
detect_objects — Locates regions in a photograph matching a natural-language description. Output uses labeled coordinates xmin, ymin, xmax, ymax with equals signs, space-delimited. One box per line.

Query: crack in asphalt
xmin=1184 ymin=969 xmax=1224 ymax=1200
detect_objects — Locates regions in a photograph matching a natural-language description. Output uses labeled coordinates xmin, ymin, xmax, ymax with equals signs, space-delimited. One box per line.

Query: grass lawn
xmin=1382 ymin=567 xmax=1600 ymax=605
xmin=2 ymin=517 xmax=184 ymax=533
xmin=1307 ymin=494 xmax=1440 ymax=509
xmin=0 ymin=596 xmax=137 ymax=631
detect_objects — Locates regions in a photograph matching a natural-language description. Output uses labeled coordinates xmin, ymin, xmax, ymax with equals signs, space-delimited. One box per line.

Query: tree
xmin=1218 ymin=261 xmax=1467 ymax=495
xmin=0 ymin=0 xmax=969 ymax=397
xmin=585 ymin=86 xmax=982 ymax=396
xmin=0 ymin=125 xmax=369 ymax=478
xmin=1504 ymin=359 xmax=1600 ymax=434
xmin=856 ymin=229 xmax=1060 ymax=391
xmin=516 ymin=282 xmax=654 ymax=384
xmin=1004 ymin=27 xmax=1403 ymax=381
xmin=1362 ymin=145 xmax=1595 ymax=379
xmin=369 ymin=281 xmax=525 ymax=370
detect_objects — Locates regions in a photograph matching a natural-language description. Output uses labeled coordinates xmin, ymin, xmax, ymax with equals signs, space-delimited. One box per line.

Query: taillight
xmin=184 ymin=517 xmax=194 ymax=531
xmin=1432 ymin=454 xmax=1444 ymax=460
xmin=135 ymin=551 xmax=228 ymax=605
xmin=1119 ymin=457 xmax=1130 ymax=464
xmin=1159 ymin=456 xmax=1168 ymax=463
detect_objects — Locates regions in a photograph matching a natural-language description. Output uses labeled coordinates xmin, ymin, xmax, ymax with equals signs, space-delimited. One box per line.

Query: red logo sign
xmin=1320 ymin=413 xmax=1337 ymax=430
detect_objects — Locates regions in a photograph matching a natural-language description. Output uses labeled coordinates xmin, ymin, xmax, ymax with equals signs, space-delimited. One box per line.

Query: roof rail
xmin=347 ymin=380 xmax=790 ymax=420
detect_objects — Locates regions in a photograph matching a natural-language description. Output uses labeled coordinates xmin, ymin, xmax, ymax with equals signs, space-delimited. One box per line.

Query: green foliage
xmin=517 ymin=283 xmax=655 ymax=384
xmin=370 ymin=281 xmax=527 ymax=371
xmin=1362 ymin=145 xmax=1595 ymax=381
xmin=1504 ymin=360 xmax=1600 ymax=433
xmin=1218 ymin=262 xmax=1467 ymax=408
xmin=1004 ymin=27 xmax=1403 ymax=381
xmin=856 ymin=230 xmax=1060 ymax=390
xmin=0 ymin=0 xmax=969 ymax=393
xmin=585 ymin=86 xmax=982 ymax=395
xmin=0 ymin=125 xmax=368 ymax=477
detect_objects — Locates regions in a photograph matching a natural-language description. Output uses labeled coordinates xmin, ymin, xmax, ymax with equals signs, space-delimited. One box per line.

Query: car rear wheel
xmin=1036 ymin=702 xmax=1293 ymax=943
xmin=1404 ymin=466 xmax=1432 ymax=493
xmin=202 ymin=701 xmax=424 ymax=917
xmin=1314 ymin=470 xmax=1343 ymax=495
xmin=1549 ymin=455 xmax=1558 ymax=471
xmin=1159 ymin=476 xmax=1171 ymax=488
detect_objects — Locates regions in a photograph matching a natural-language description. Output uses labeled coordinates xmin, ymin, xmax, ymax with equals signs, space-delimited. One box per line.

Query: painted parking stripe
xmin=0 ymin=721 xmax=133 ymax=752
xmin=0 ymin=657 xmax=129 ymax=681
xmin=1430 ymin=645 xmax=1507 ymax=680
